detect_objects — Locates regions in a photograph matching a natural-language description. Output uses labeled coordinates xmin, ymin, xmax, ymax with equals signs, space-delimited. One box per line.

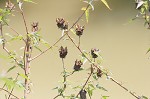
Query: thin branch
xmin=30 ymin=35 xmax=65 ymax=61
xmin=19 ymin=6 xmax=31 ymax=99
xmin=76 ymin=65 xmax=93 ymax=98
xmin=78 ymin=36 xmax=81 ymax=48
xmin=53 ymin=58 xmax=67 ymax=99
xmin=20 ymin=11 xmax=29 ymax=34
xmin=110 ymin=77 xmax=139 ymax=99
xmin=0 ymin=88 xmax=20 ymax=99
xmin=4 ymin=22 xmax=26 ymax=42
xmin=0 ymin=23 xmax=22 ymax=67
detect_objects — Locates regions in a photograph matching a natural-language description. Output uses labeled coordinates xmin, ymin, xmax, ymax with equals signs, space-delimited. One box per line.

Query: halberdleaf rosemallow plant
xmin=0 ymin=0 xmax=149 ymax=99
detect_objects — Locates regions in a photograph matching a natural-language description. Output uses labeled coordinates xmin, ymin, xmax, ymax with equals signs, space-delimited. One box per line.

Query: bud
xmin=79 ymin=89 xmax=87 ymax=99
xmin=75 ymin=24 xmax=84 ymax=36
xmin=74 ymin=60 xmax=83 ymax=71
xmin=56 ymin=18 xmax=68 ymax=30
xmin=31 ymin=22 xmax=39 ymax=32
xmin=5 ymin=1 xmax=15 ymax=10
xmin=97 ymin=68 xmax=102 ymax=77
xmin=59 ymin=46 xmax=68 ymax=58
xmin=91 ymin=48 xmax=99 ymax=59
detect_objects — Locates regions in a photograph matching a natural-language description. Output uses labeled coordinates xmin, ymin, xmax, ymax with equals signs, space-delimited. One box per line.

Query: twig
xmin=0 ymin=88 xmax=20 ymax=99
xmin=78 ymin=36 xmax=81 ymax=48
xmin=76 ymin=65 xmax=93 ymax=98
xmin=0 ymin=23 xmax=21 ymax=67
xmin=20 ymin=8 xmax=31 ymax=99
xmin=53 ymin=58 xmax=67 ymax=99
xmin=62 ymin=58 xmax=67 ymax=89
xmin=110 ymin=77 xmax=139 ymax=99
xmin=4 ymin=22 xmax=26 ymax=42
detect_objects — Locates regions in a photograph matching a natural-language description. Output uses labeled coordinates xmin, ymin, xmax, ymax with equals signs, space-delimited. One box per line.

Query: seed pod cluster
xmin=75 ymin=24 xmax=84 ymax=36
xmin=91 ymin=48 xmax=99 ymax=59
xmin=59 ymin=46 xmax=68 ymax=58
xmin=56 ymin=18 xmax=68 ymax=30
xmin=74 ymin=60 xmax=83 ymax=71
xmin=31 ymin=22 xmax=39 ymax=32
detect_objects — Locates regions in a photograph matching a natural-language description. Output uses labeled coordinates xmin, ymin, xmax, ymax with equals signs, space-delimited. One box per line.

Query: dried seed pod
xmin=97 ymin=68 xmax=103 ymax=77
xmin=31 ymin=22 xmax=39 ymax=32
xmin=75 ymin=24 xmax=84 ymax=36
xmin=5 ymin=1 xmax=15 ymax=10
xmin=56 ymin=18 xmax=68 ymax=30
xmin=74 ymin=60 xmax=83 ymax=71
xmin=91 ymin=48 xmax=99 ymax=59
xmin=59 ymin=46 xmax=68 ymax=58
xmin=79 ymin=89 xmax=87 ymax=99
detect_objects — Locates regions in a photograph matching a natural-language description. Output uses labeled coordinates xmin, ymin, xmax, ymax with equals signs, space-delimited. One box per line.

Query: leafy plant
xmin=0 ymin=0 xmax=149 ymax=99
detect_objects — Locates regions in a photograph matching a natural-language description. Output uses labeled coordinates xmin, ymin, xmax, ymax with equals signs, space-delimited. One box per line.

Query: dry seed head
xmin=75 ymin=24 xmax=84 ymax=36
xmin=74 ymin=60 xmax=83 ymax=71
xmin=56 ymin=18 xmax=68 ymax=30
xmin=59 ymin=46 xmax=68 ymax=58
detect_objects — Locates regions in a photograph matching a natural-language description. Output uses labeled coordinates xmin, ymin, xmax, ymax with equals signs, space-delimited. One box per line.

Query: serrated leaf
xmin=101 ymin=0 xmax=111 ymax=10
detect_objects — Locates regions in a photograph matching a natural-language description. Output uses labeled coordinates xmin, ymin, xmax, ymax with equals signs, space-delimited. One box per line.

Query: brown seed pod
xmin=74 ymin=60 xmax=83 ymax=71
xmin=97 ymin=68 xmax=103 ymax=77
xmin=56 ymin=18 xmax=68 ymax=30
xmin=75 ymin=24 xmax=84 ymax=36
xmin=79 ymin=89 xmax=87 ymax=99
xmin=59 ymin=46 xmax=68 ymax=58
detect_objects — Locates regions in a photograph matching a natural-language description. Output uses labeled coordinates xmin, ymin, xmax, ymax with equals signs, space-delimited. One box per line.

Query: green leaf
xmin=70 ymin=29 xmax=76 ymax=35
xmin=34 ymin=46 xmax=42 ymax=52
xmin=18 ymin=73 xmax=29 ymax=80
xmin=1 ymin=77 xmax=15 ymax=90
xmin=81 ymin=7 xmax=90 ymax=23
xmin=96 ymin=84 xmax=107 ymax=91
xmin=15 ymin=80 xmax=25 ymax=90
xmin=23 ymin=0 xmax=36 ymax=3
xmin=146 ymin=48 xmax=150 ymax=54
xmin=7 ymin=66 xmax=16 ymax=73
xmin=101 ymin=0 xmax=111 ymax=10
xmin=102 ymin=96 xmax=109 ymax=99
xmin=85 ymin=8 xmax=90 ymax=23
xmin=141 ymin=96 xmax=148 ymax=99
